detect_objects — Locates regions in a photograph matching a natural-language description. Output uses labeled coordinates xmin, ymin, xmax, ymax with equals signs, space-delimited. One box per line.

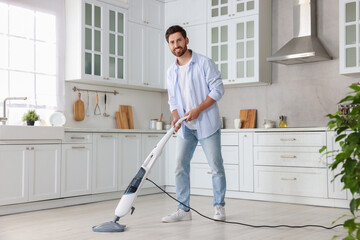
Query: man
xmin=162 ymin=25 xmax=226 ymax=223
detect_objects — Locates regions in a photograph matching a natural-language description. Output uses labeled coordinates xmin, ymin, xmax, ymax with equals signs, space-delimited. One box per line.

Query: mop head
xmin=92 ymin=221 xmax=126 ymax=232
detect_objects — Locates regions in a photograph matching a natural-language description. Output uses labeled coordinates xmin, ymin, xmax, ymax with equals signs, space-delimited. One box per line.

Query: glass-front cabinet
xmin=339 ymin=0 xmax=360 ymax=76
xmin=65 ymin=0 xmax=127 ymax=84
xmin=208 ymin=0 xmax=258 ymax=22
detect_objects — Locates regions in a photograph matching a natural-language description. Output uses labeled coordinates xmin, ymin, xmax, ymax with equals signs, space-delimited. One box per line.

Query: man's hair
xmin=165 ymin=25 xmax=187 ymax=43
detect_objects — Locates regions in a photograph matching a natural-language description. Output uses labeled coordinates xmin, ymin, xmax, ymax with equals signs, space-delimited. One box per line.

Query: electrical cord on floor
xmin=146 ymin=178 xmax=343 ymax=230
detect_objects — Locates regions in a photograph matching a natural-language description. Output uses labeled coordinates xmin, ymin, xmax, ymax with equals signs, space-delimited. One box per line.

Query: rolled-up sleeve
xmin=167 ymin=69 xmax=178 ymax=112
xmin=204 ymin=59 xmax=224 ymax=101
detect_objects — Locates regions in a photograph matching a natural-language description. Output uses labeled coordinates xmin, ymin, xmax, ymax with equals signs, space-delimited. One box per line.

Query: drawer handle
xmin=207 ymin=171 xmax=212 ymax=174
xmin=281 ymin=177 xmax=297 ymax=181
xmin=280 ymin=155 xmax=297 ymax=159
xmin=125 ymin=135 xmax=137 ymax=138
xmin=280 ymin=138 xmax=296 ymax=141
xmin=172 ymin=135 xmax=177 ymax=138
xmin=101 ymin=135 xmax=113 ymax=138
xmin=148 ymin=135 xmax=159 ymax=138
xmin=71 ymin=137 xmax=85 ymax=139
xmin=72 ymin=146 xmax=86 ymax=149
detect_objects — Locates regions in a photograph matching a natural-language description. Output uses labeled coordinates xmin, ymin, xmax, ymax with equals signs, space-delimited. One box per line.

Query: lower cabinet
xmin=0 ymin=144 xmax=61 ymax=206
xmin=61 ymin=143 xmax=92 ymax=197
xmin=92 ymin=133 xmax=118 ymax=194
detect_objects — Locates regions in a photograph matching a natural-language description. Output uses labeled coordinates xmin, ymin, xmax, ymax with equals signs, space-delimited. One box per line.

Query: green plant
xmin=320 ymin=84 xmax=360 ymax=239
xmin=22 ymin=110 xmax=40 ymax=122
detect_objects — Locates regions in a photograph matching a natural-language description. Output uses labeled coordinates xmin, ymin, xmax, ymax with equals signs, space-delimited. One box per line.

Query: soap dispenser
xmin=279 ymin=115 xmax=288 ymax=128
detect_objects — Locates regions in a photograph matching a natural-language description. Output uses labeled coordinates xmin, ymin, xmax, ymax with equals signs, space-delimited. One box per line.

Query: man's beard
xmin=172 ymin=45 xmax=187 ymax=57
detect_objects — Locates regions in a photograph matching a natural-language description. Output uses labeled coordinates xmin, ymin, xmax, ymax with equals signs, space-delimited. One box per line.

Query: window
xmin=0 ymin=0 xmax=65 ymax=125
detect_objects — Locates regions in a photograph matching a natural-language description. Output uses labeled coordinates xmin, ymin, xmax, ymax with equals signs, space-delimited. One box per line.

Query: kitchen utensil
xmin=49 ymin=112 xmax=66 ymax=126
xmin=86 ymin=91 xmax=90 ymax=117
xmin=74 ymin=92 xmax=85 ymax=121
xmin=103 ymin=93 xmax=110 ymax=117
xmin=239 ymin=109 xmax=257 ymax=128
xmin=116 ymin=105 xmax=134 ymax=129
xmin=94 ymin=93 xmax=101 ymax=115
xmin=159 ymin=113 xmax=163 ymax=122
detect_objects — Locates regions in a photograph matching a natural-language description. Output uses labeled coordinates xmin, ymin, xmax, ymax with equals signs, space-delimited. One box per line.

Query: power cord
xmin=146 ymin=178 xmax=343 ymax=230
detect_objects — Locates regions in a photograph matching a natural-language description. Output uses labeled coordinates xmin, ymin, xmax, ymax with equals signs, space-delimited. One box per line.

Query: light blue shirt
xmin=167 ymin=51 xmax=225 ymax=139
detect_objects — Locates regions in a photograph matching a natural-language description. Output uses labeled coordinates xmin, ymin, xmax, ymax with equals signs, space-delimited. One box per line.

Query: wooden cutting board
xmin=74 ymin=93 xmax=85 ymax=121
xmin=116 ymin=105 xmax=134 ymax=129
xmin=239 ymin=109 xmax=257 ymax=128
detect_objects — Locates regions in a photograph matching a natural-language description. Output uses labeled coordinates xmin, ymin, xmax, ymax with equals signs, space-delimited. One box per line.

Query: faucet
xmin=1 ymin=97 xmax=27 ymax=125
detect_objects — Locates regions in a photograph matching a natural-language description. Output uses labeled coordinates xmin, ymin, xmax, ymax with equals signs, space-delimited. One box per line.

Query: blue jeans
xmin=175 ymin=127 xmax=226 ymax=211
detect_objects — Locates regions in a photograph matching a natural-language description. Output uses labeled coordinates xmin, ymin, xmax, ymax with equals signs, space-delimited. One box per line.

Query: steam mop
xmin=92 ymin=116 xmax=189 ymax=232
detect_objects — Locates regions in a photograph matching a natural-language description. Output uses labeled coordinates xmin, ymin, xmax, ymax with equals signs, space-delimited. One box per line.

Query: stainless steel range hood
xmin=267 ymin=0 xmax=332 ymax=65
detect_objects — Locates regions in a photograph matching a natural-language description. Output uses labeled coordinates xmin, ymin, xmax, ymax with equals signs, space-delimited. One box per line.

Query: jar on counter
xmin=149 ymin=119 xmax=157 ymax=130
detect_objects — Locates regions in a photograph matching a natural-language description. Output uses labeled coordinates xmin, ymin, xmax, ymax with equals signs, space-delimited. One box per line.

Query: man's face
xmin=168 ymin=32 xmax=189 ymax=57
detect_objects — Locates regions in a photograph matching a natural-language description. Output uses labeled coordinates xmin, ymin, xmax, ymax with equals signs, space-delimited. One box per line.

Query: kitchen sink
xmin=0 ymin=125 xmax=64 ymax=140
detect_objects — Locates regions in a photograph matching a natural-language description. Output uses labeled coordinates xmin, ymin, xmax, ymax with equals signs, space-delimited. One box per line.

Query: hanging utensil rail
xmin=72 ymin=86 xmax=119 ymax=95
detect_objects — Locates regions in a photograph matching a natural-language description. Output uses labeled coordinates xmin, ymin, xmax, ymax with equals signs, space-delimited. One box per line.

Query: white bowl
xmin=49 ymin=112 xmax=66 ymax=126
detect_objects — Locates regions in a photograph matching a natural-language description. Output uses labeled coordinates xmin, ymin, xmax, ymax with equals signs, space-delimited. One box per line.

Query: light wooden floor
xmin=0 ymin=194 xmax=349 ymax=240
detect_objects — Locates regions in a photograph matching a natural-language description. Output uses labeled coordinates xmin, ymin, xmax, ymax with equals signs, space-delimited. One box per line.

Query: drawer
xmin=192 ymin=146 xmax=238 ymax=164
xmin=254 ymin=132 xmax=326 ymax=147
xmin=190 ymin=163 xmax=239 ymax=191
xmin=63 ymin=132 xmax=92 ymax=143
xmin=254 ymin=147 xmax=326 ymax=168
xmin=254 ymin=166 xmax=327 ymax=198
xmin=221 ymin=133 xmax=238 ymax=145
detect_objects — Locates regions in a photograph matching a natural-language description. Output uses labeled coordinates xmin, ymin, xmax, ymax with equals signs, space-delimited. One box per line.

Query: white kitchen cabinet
xmin=65 ymin=0 xmax=127 ymax=84
xmin=0 ymin=145 xmax=28 ymax=205
xmin=0 ymin=144 xmax=60 ymax=206
xmin=129 ymin=0 xmax=163 ymax=29
xmin=92 ymin=133 xmax=118 ymax=193
xmin=239 ymin=132 xmax=253 ymax=192
xmin=129 ymin=22 xmax=163 ymax=89
xmin=29 ymin=145 xmax=61 ymax=201
xmin=61 ymin=143 xmax=92 ymax=197
xmin=142 ymin=133 xmax=165 ymax=188
xmin=118 ymin=133 xmax=142 ymax=190
xmin=327 ymin=131 xmax=348 ymax=199
xmin=164 ymin=0 xmax=207 ymax=27
xmin=208 ymin=0 xmax=258 ymax=22
xmin=165 ymin=134 xmax=178 ymax=186
xmin=207 ymin=1 xmax=270 ymax=86
xmin=339 ymin=0 xmax=360 ymax=76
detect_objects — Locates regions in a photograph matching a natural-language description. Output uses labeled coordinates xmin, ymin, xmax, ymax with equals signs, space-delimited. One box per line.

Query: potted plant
xmin=22 ymin=110 xmax=40 ymax=126
xmin=320 ymin=83 xmax=360 ymax=239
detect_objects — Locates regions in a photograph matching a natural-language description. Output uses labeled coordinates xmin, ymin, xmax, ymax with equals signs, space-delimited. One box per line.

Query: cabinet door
xmin=92 ymin=133 xmax=118 ymax=193
xmin=165 ymin=135 xmax=178 ymax=186
xmin=142 ymin=134 xmax=164 ymax=188
xmin=107 ymin=7 xmax=127 ymax=83
xmin=83 ymin=0 xmax=104 ymax=80
xmin=143 ymin=0 xmax=163 ymax=29
xmin=145 ymin=26 xmax=163 ymax=88
xmin=164 ymin=0 xmax=184 ymax=27
xmin=28 ymin=145 xmax=61 ymax=201
xmin=61 ymin=144 xmax=92 ymax=197
xmin=327 ymin=131 xmax=347 ymax=199
xmin=165 ymin=0 xmax=206 ymax=27
xmin=239 ymin=132 xmax=253 ymax=192
xmin=128 ymin=22 xmax=144 ymax=86
xmin=0 ymin=145 xmax=28 ymax=205
xmin=118 ymin=134 xmax=142 ymax=190
xmin=208 ymin=0 xmax=257 ymax=22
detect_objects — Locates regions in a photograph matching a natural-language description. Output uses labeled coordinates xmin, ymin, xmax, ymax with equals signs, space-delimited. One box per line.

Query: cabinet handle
xmin=26 ymin=147 xmax=30 ymax=150
xmin=207 ymin=171 xmax=212 ymax=174
xmin=280 ymin=155 xmax=297 ymax=159
xmin=228 ymin=14 xmax=231 ymax=16
xmin=281 ymin=177 xmax=297 ymax=181
xmin=232 ymin=14 xmax=235 ymax=16
xmin=244 ymin=135 xmax=247 ymax=137
xmin=148 ymin=135 xmax=159 ymax=138
xmin=144 ymin=82 xmax=149 ymax=86
xmin=280 ymin=138 xmax=296 ymax=141
xmin=125 ymin=135 xmax=137 ymax=138
xmin=72 ymin=146 xmax=86 ymax=149
xmin=101 ymin=135 xmax=113 ymax=138
xmin=172 ymin=135 xmax=177 ymax=138
xmin=31 ymin=147 xmax=34 ymax=150
xmin=71 ymin=137 xmax=85 ymax=139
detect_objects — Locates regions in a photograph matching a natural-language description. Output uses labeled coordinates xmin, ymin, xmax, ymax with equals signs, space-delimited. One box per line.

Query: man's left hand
xmin=185 ymin=107 xmax=201 ymax=122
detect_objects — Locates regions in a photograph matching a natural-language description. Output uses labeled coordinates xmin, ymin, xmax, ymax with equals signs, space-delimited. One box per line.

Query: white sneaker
xmin=214 ymin=205 xmax=226 ymax=221
xmin=161 ymin=209 xmax=192 ymax=223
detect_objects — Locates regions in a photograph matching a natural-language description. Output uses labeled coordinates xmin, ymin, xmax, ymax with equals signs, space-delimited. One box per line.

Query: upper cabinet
xmin=65 ymin=0 xmax=127 ymax=84
xmin=208 ymin=0 xmax=258 ymax=22
xmin=129 ymin=0 xmax=163 ymax=29
xmin=207 ymin=0 xmax=271 ymax=85
xmin=339 ymin=0 xmax=360 ymax=77
xmin=164 ymin=0 xmax=207 ymax=28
